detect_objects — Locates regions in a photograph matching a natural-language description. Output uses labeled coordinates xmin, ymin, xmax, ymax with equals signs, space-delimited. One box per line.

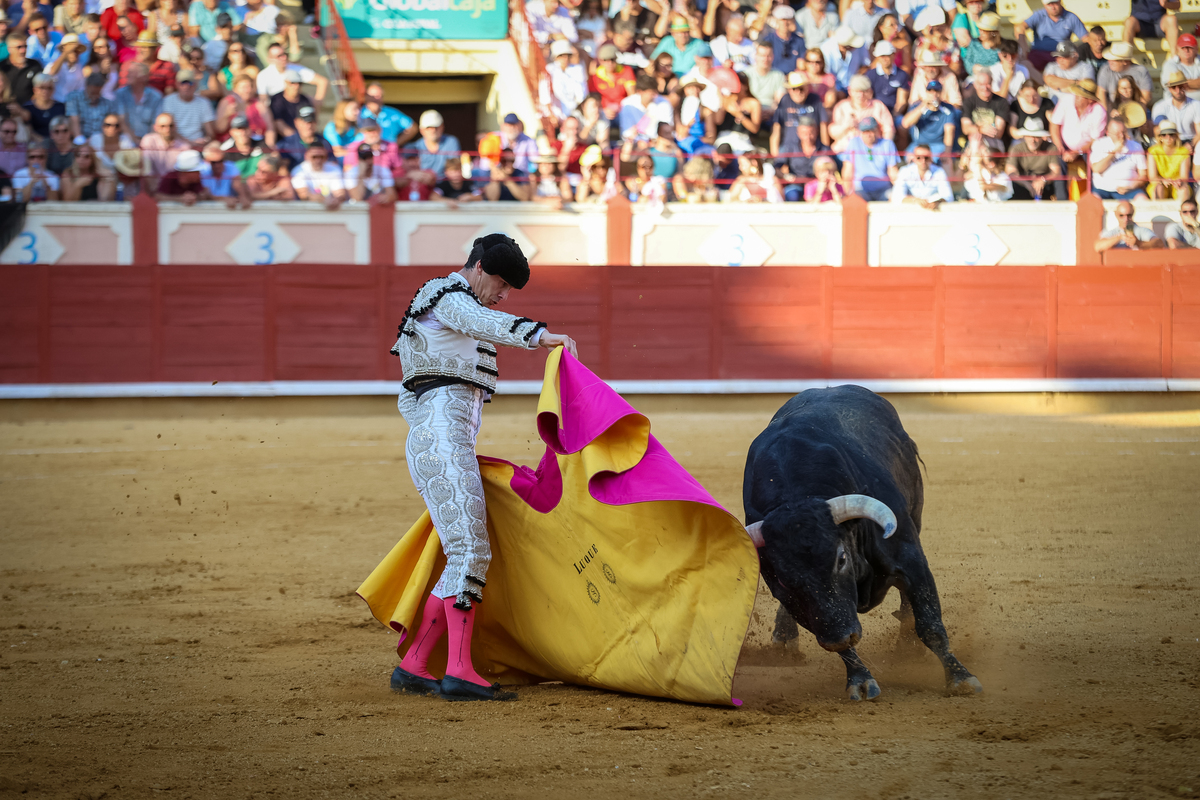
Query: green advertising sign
xmin=331 ymin=0 xmax=508 ymax=40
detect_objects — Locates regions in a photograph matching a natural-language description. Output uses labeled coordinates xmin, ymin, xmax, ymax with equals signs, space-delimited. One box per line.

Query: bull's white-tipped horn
xmin=745 ymin=521 xmax=765 ymax=548
xmin=826 ymin=495 xmax=897 ymax=538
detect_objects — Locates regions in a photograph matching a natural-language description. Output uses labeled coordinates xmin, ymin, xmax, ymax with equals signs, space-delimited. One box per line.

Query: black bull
xmin=743 ymin=385 xmax=982 ymax=701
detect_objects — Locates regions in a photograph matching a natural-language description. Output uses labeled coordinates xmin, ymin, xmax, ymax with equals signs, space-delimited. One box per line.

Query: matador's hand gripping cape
xmin=357 ymin=348 xmax=760 ymax=706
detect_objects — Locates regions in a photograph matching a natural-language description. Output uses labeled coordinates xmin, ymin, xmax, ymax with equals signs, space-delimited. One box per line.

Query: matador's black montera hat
xmin=466 ymin=233 xmax=530 ymax=290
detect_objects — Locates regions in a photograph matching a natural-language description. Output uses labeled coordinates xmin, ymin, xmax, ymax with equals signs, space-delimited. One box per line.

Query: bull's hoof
xmin=947 ymin=675 xmax=983 ymax=696
xmin=847 ymin=678 xmax=881 ymax=702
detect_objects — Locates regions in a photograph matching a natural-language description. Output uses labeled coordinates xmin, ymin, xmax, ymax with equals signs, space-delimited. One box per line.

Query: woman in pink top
xmin=804 ymin=156 xmax=847 ymax=203
xmin=802 ymin=48 xmax=837 ymax=107
xmin=829 ymin=74 xmax=895 ymax=149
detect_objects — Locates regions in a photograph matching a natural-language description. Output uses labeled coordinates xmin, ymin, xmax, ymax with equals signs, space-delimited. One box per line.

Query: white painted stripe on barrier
xmin=0 ymin=378 xmax=1194 ymax=399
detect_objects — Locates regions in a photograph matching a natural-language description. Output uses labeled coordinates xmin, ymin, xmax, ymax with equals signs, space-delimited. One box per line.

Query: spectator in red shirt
xmin=155 ymin=148 xmax=213 ymax=204
xmin=121 ymin=31 xmax=177 ymax=93
xmin=395 ymin=150 xmax=435 ymax=201
xmin=100 ymin=0 xmax=143 ymax=42
xmin=588 ymin=43 xmax=636 ymax=118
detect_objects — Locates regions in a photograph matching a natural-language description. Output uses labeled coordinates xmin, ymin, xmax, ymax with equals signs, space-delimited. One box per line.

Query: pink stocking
xmin=443 ymin=598 xmax=488 ymax=687
xmin=398 ymin=593 xmax=447 ymax=680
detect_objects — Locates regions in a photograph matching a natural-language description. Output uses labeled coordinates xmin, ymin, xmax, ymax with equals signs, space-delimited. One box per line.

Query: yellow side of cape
xmin=357 ymin=350 xmax=759 ymax=706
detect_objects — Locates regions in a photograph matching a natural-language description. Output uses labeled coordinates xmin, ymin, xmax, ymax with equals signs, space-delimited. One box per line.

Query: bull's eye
xmin=836 ymin=545 xmax=849 ymax=572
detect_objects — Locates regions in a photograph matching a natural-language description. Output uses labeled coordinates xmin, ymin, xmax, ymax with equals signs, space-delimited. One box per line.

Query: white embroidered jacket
xmin=390 ymin=272 xmax=547 ymax=394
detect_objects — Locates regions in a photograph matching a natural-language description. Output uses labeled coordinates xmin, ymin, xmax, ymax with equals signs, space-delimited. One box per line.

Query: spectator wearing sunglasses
xmin=291 ymin=140 xmax=346 ymax=210
xmin=20 ymin=73 xmax=64 ymax=138
xmin=88 ymin=111 xmax=135 ymax=174
xmin=1095 ymin=200 xmax=1163 ymax=251
xmin=140 ymin=111 xmax=191 ymax=175
xmin=2 ymin=32 xmax=45 ymax=103
xmin=24 ymin=13 xmax=61 ymax=63
xmin=892 ymin=144 xmax=953 ymax=207
xmin=1164 ymin=198 xmax=1200 ymax=248
xmin=0 ymin=119 xmax=25 ymax=175
xmin=45 ymin=114 xmax=73 ymax=172
xmin=11 ymin=140 xmax=60 ymax=200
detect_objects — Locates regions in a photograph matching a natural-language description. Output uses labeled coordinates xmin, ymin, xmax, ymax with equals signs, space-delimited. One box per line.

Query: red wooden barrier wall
xmin=2 ymin=264 xmax=1198 ymax=384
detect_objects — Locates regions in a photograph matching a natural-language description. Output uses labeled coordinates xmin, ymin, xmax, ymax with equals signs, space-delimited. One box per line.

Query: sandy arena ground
xmin=1 ymin=392 xmax=1199 ymax=799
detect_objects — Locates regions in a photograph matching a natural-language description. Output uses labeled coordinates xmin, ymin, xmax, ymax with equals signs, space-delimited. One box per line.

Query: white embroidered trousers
xmin=397 ymin=383 xmax=491 ymax=606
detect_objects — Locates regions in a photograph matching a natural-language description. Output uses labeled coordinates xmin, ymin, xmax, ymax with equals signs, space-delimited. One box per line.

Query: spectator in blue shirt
xmin=901 ymin=79 xmax=959 ymax=160
xmin=841 ymin=116 xmax=899 ymax=200
xmin=1014 ymin=0 xmax=1088 ymax=70
xmin=819 ymin=26 xmax=869 ymax=92
xmin=1124 ymin=0 xmax=1179 ymax=59
xmin=359 ymin=81 xmax=415 ymax=146
xmin=757 ymin=5 xmax=806 ymax=75
xmin=866 ymin=40 xmax=910 ymax=117
xmin=650 ymin=15 xmax=710 ymax=76
xmin=25 ymin=14 xmax=60 ymax=64
xmin=412 ymin=108 xmax=461 ymax=180
xmin=892 ymin=144 xmax=954 ymax=207
xmin=188 ymin=0 xmax=242 ymax=42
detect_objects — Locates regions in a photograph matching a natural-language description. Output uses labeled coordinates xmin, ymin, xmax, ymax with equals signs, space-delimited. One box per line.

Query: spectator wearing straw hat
xmin=841 ymin=116 xmax=899 ymax=200
xmin=892 ymin=143 xmax=953 ymax=207
xmin=1050 ymin=77 xmax=1106 ymax=191
xmin=819 ymin=26 xmax=868 ymax=93
xmin=1151 ymin=71 xmax=1200 ymax=141
xmin=1090 ymin=117 xmax=1149 ymax=200
xmin=413 ymin=109 xmax=460 ymax=180
xmin=1007 ymin=117 xmax=1066 ymax=200
xmin=1160 ymin=34 xmax=1200 ymax=102
xmin=961 ymin=13 xmax=1001 ymax=76
xmin=1013 ymin=0 xmax=1087 ymax=71
xmin=758 ymin=5 xmax=806 ymax=75
xmin=548 ymin=40 xmax=587 ymax=120
xmin=773 ymin=70 xmax=828 ymax=148
xmin=651 ymin=15 xmax=709 ymax=77
xmin=112 ymin=148 xmax=148 ymax=200
xmin=1043 ymin=40 xmax=1095 ymax=105
xmin=122 ymin=30 xmax=177 ymax=94
xmin=46 ymin=33 xmax=87 ymax=103
xmin=1097 ymin=41 xmax=1151 ymax=108
xmin=1147 ymin=120 xmax=1191 ymax=198
xmin=1123 ymin=0 xmax=1179 ymax=57
xmin=910 ymin=48 xmax=962 ymax=108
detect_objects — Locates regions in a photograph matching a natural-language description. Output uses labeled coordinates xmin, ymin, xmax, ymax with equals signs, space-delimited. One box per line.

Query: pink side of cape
xmin=501 ymin=352 xmax=726 ymax=514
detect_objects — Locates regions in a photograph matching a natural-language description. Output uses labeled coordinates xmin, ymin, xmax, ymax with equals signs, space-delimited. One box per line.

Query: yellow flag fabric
xmin=357 ymin=349 xmax=760 ymax=706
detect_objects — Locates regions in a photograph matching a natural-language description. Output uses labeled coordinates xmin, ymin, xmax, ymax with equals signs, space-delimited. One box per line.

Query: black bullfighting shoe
xmin=439 ymin=675 xmax=517 ymax=702
xmin=390 ymin=666 xmax=441 ymax=697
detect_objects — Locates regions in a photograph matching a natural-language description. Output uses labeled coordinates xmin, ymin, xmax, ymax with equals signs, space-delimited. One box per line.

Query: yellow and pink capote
xmin=357 ymin=348 xmax=759 ymax=705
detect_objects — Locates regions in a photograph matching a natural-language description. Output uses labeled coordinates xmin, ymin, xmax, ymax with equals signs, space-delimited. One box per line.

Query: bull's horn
xmin=745 ymin=521 xmax=765 ymax=548
xmin=826 ymin=495 xmax=897 ymax=538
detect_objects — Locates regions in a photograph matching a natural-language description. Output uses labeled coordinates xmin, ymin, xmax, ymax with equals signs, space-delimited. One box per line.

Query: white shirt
xmin=1151 ymin=96 xmax=1200 ymax=142
xmin=417 ymin=272 xmax=545 ymax=345
xmin=964 ymin=168 xmax=1013 ymax=201
xmin=528 ymin=1 xmax=578 ymax=45
xmin=1089 ymin=136 xmax=1147 ymax=193
xmin=617 ymin=94 xmax=674 ymax=140
xmin=257 ymin=63 xmax=317 ymax=97
xmin=242 ymin=3 xmax=280 ymax=34
xmin=547 ymin=61 xmax=588 ymax=119
xmin=343 ymin=163 xmax=395 ymax=196
xmin=679 ymin=67 xmax=722 ymax=112
xmin=161 ymin=93 xmax=216 ymax=141
xmin=711 ymin=35 xmax=756 ymax=73
xmin=989 ymin=62 xmax=1029 ymax=102
xmin=13 ymin=167 xmax=61 ymax=200
xmin=891 ymin=162 xmax=954 ymax=202
xmin=291 ymin=161 xmax=345 ymax=198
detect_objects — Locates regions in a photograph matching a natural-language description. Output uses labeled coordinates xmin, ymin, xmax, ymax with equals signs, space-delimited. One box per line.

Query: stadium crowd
xmin=1 ymin=0 xmax=1198 ymax=221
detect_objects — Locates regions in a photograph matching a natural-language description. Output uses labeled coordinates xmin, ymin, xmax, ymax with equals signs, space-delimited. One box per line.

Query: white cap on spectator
xmin=913 ymin=6 xmax=946 ymax=31
xmin=419 ymin=109 xmax=444 ymax=128
xmin=772 ymin=5 xmax=795 ymax=19
xmin=873 ymin=40 xmax=895 ymax=57
xmin=283 ymin=69 xmax=303 ymax=83
xmin=175 ymin=150 xmax=202 ymax=172
xmin=832 ymin=27 xmax=864 ymax=49
xmin=550 ymin=40 xmax=573 ymax=58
